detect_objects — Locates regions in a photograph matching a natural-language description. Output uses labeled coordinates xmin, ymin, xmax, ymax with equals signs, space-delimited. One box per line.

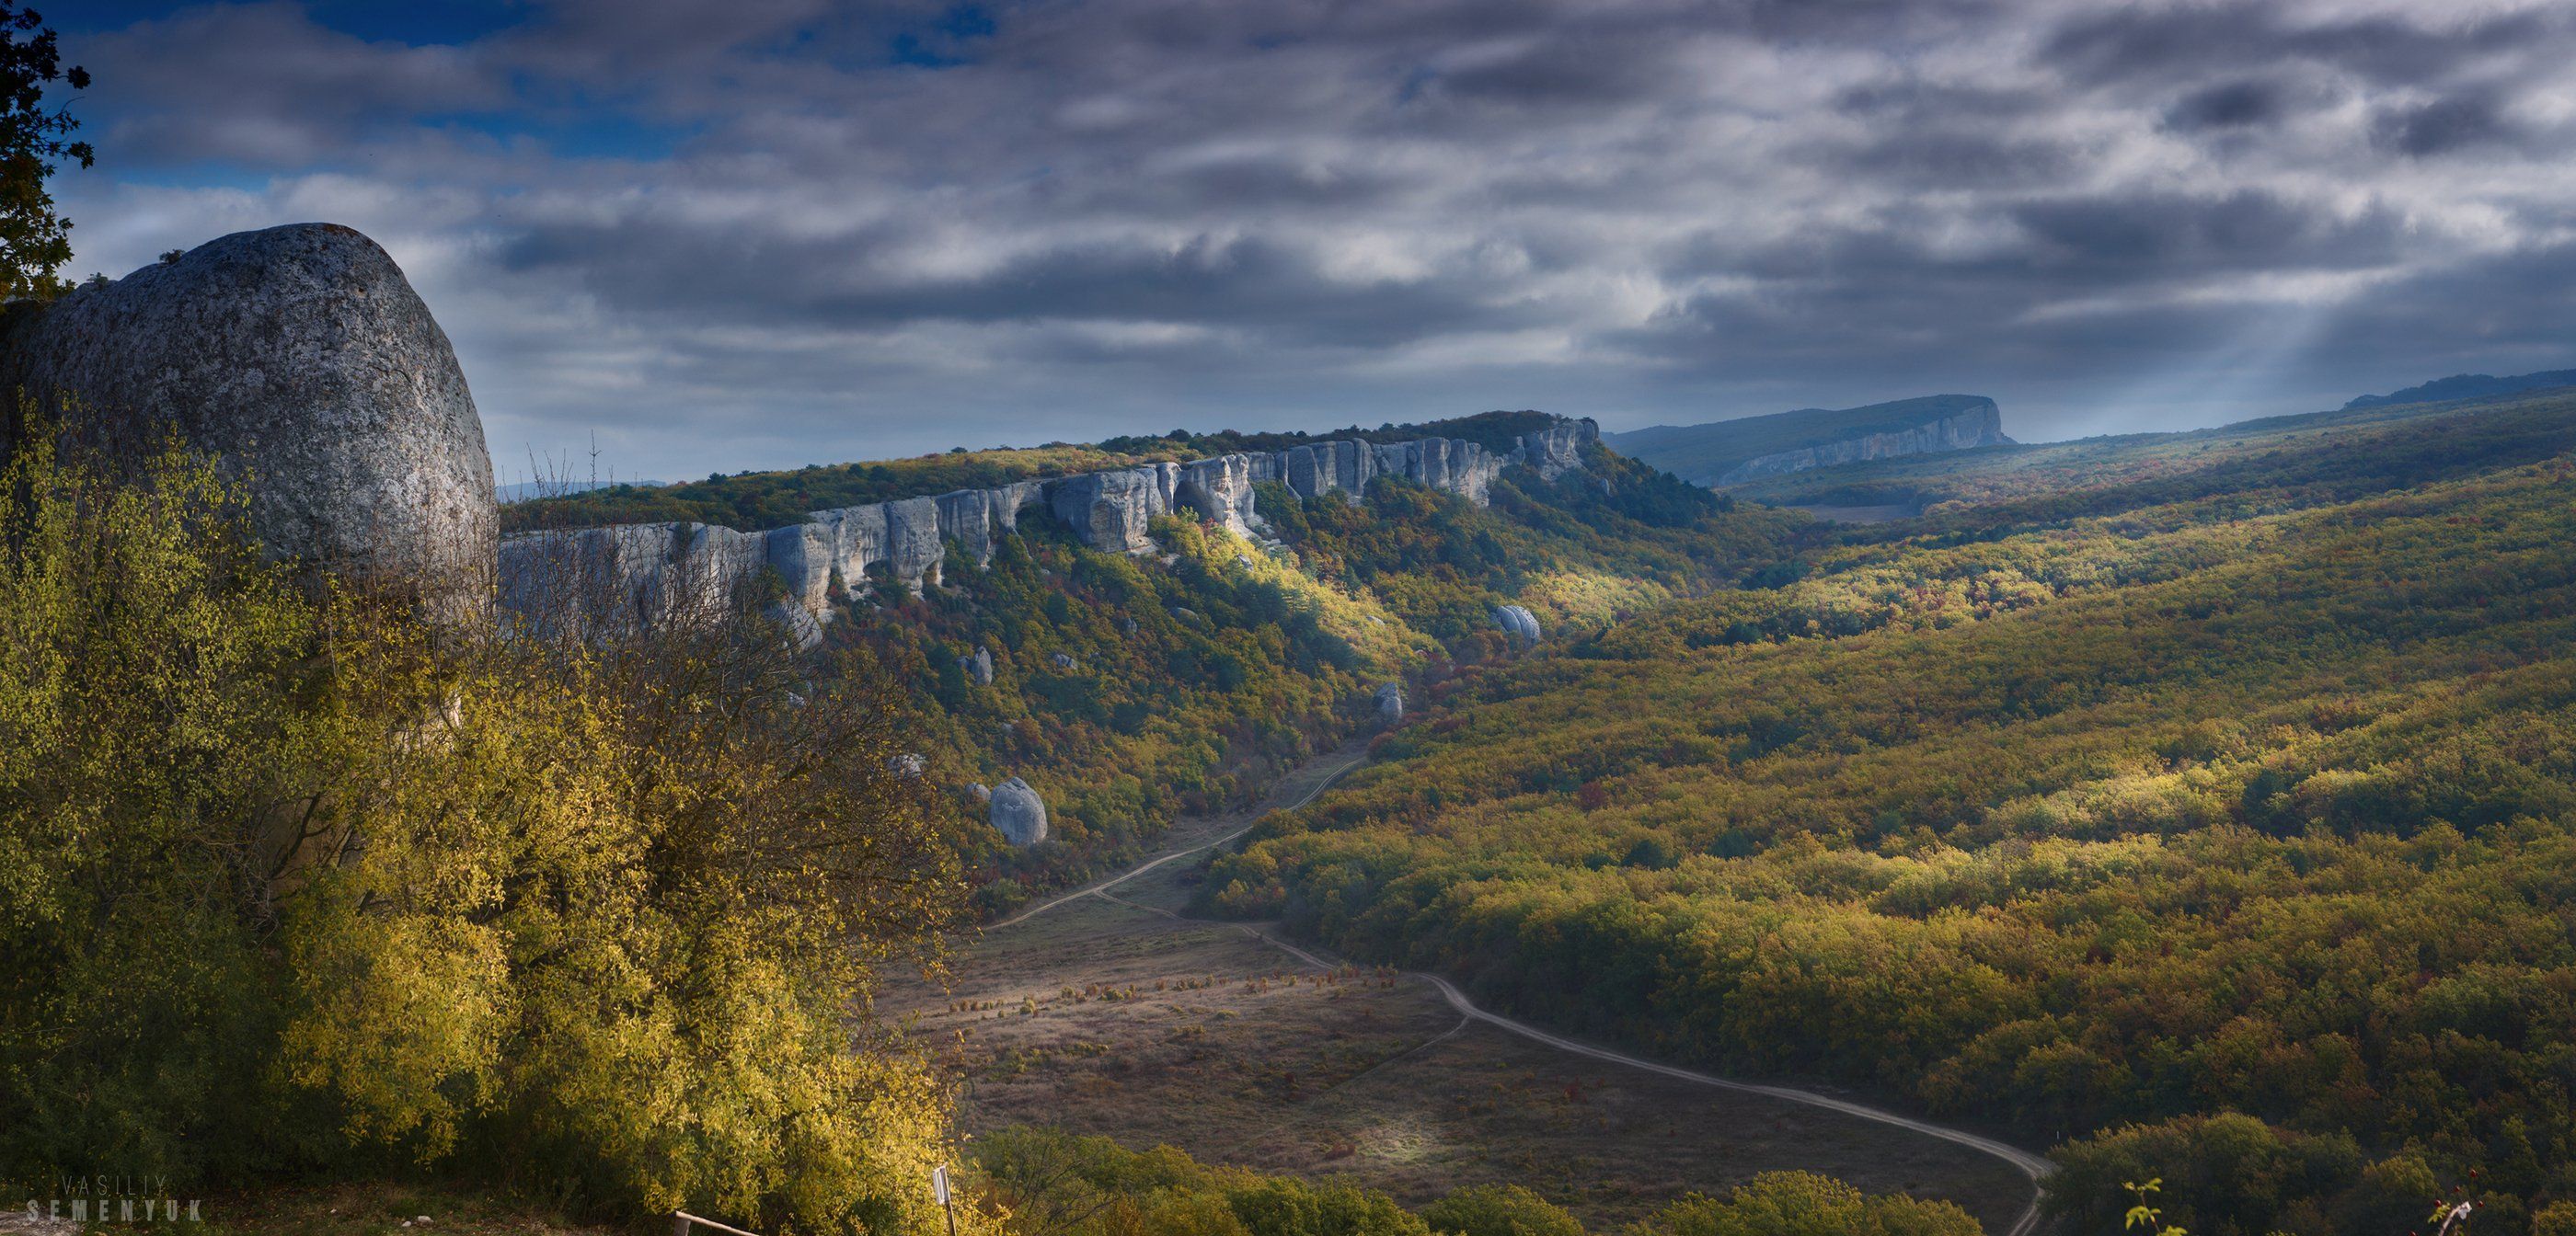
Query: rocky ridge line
xmin=500 ymin=418 xmax=1599 ymax=636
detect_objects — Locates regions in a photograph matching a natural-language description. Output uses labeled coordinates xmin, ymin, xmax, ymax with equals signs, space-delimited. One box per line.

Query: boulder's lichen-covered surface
xmin=0 ymin=223 xmax=496 ymax=619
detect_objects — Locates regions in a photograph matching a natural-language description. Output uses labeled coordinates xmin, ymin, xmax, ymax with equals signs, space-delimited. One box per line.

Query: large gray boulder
xmin=1493 ymin=603 xmax=1542 ymax=645
xmin=990 ymin=776 xmax=1049 ymax=845
xmin=1374 ymin=681 xmax=1405 ymax=725
xmin=1 ymin=223 xmax=495 ymax=622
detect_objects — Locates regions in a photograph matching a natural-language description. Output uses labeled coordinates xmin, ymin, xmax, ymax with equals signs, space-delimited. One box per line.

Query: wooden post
xmin=673 ymin=1212 xmax=765 ymax=1236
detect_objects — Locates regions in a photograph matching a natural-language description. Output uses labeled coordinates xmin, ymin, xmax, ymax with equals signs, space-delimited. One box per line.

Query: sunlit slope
xmin=824 ymin=445 xmax=1798 ymax=914
xmin=1204 ymin=405 xmax=2576 ymax=1230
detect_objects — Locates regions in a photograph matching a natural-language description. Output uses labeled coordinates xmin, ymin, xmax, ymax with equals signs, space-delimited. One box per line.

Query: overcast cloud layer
xmin=56 ymin=0 xmax=2576 ymax=481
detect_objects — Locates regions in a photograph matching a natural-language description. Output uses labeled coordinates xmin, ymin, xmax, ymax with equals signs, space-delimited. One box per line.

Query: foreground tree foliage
xmin=0 ymin=432 xmax=971 ymax=1233
xmin=1201 ymin=395 xmax=2576 ymax=1231
xmin=968 ymin=1128 xmax=1971 ymax=1236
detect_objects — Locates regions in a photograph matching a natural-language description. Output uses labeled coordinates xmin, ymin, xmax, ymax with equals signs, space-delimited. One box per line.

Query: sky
xmin=52 ymin=0 xmax=2576 ymax=483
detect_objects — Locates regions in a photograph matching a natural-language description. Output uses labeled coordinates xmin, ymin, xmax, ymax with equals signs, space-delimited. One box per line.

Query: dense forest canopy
xmin=1200 ymin=391 xmax=2576 ymax=1233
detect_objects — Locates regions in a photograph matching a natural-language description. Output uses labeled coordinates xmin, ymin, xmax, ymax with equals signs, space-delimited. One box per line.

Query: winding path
xmin=988 ymin=746 xmax=1372 ymax=930
xmin=991 ymin=751 xmax=2053 ymax=1236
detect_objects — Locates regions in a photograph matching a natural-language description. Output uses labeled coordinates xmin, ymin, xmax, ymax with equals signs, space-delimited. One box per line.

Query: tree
xmin=0 ymin=3 xmax=88 ymax=299
xmin=0 ymin=428 xmax=970 ymax=1230
xmin=1420 ymin=1185 xmax=1583 ymax=1236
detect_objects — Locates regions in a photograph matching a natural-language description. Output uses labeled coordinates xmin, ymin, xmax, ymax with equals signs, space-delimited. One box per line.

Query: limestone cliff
xmin=501 ymin=417 xmax=1600 ymax=635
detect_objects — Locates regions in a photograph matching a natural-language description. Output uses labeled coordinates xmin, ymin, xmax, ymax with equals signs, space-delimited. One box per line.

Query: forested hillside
xmin=1202 ymin=391 xmax=2576 ymax=1233
xmin=805 ymin=436 xmax=1796 ymax=911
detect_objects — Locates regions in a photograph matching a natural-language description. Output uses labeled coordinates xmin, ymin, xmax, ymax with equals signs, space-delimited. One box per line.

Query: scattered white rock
xmin=889 ymin=753 xmax=926 ymax=777
xmin=1492 ymin=603 xmax=1542 ymax=645
xmin=1374 ymin=682 xmax=1405 ymax=725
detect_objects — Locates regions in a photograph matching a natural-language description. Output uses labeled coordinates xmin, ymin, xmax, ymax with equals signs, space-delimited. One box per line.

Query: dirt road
xmin=993 ymin=749 xmax=2053 ymax=1236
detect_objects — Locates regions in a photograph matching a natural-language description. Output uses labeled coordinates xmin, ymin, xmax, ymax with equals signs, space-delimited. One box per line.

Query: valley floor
xmin=880 ymin=754 xmax=2033 ymax=1233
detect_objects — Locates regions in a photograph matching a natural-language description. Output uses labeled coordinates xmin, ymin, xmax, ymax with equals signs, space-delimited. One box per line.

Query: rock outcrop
xmin=1713 ymin=399 xmax=2008 ymax=486
xmin=502 ymin=418 xmax=1600 ymax=635
xmin=0 ymin=223 xmax=496 ymax=622
xmin=1374 ymin=682 xmax=1405 ymax=725
xmin=962 ymin=647 xmax=995 ymax=685
xmin=990 ymin=777 xmax=1049 ymax=845
xmin=1493 ymin=604 xmax=1542 ymax=645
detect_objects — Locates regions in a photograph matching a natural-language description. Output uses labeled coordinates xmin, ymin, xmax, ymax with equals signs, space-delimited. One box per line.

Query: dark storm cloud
xmin=2374 ymin=93 xmax=2513 ymax=155
xmin=2166 ymin=80 xmax=2298 ymax=131
xmin=55 ymin=0 xmax=2576 ymax=476
xmin=497 ymin=220 xmax=1535 ymax=348
xmin=2041 ymin=6 xmax=2565 ymax=86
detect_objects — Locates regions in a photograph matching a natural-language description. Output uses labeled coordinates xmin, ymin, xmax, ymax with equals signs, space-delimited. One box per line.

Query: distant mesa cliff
xmin=1606 ymin=395 xmax=2009 ymax=487
xmin=500 ymin=417 xmax=1600 ymax=636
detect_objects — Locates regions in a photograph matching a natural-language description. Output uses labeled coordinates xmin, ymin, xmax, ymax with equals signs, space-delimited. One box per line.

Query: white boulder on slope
xmin=991 ymin=777 xmax=1049 ymax=845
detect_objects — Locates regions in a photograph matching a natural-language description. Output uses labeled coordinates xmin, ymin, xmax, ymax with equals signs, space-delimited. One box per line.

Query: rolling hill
xmin=1202 ymin=388 xmax=2576 ymax=1234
